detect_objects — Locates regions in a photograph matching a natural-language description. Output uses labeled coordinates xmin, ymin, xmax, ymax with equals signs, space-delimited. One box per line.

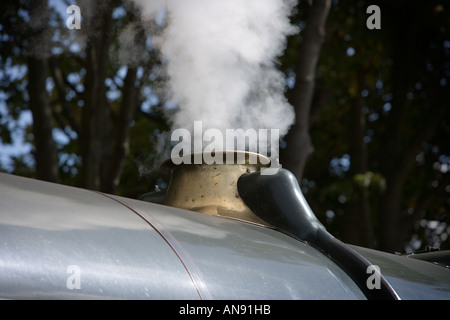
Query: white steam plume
xmin=130 ymin=0 xmax=298 ymax=142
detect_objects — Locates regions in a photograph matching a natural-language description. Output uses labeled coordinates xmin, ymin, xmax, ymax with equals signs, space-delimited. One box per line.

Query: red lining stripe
xmin=95 ymin=192 xmax=212 ymax=300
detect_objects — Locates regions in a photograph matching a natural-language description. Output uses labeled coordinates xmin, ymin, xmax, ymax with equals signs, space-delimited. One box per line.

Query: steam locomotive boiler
xmin=0 ymin=151 xmax=449 ymax=300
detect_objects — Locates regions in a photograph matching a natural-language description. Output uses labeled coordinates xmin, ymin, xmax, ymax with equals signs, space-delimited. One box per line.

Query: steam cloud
xmin=129 ymin=0 xmax=298 ymax=139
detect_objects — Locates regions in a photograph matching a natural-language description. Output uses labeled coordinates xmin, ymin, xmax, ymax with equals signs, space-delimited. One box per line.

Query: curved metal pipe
xmin=237 ymin=169 xmax=400 ymax=300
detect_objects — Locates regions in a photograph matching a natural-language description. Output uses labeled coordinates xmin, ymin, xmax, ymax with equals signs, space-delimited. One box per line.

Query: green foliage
xmin=295 ymin=0 xmax=450 ymax=251
xmin=0 ymin=0 xmax=171 ymax=195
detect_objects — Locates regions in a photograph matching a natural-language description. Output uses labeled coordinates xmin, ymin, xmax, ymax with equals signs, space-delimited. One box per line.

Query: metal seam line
xmin=95 ymin=192 xmax=212 ymax=300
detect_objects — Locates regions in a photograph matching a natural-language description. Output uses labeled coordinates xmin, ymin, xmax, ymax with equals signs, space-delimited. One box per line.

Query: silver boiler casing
xmin=0 ymin=172 xmax=449 ymax=299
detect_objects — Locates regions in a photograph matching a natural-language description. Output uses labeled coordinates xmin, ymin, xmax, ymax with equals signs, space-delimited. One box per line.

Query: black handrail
xmin=238 ymin=168 xmax=400 ymax=300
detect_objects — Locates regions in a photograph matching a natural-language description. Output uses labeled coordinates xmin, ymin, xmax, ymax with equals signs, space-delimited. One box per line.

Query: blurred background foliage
xmin=0 ymin=0 xmax=449 ymax=253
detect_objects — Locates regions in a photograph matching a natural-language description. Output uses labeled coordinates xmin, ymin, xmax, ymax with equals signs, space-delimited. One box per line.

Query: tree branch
xmin=282 ymin=0 xmax=332 ymax=181
xmin=101 ymin=66 xmax=138 ymax=193
xmin=49 ymin=56 xmax=82 ymax=136
xmin=80 ymin=0 xmax=115 ymax=190
xmin=27 ymin=0 xmax=59 ymax=183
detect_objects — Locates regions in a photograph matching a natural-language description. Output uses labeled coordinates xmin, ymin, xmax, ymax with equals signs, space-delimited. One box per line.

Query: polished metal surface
xmin=163 ymin=151 xmax=270 ymax=225
xmin=351 ymin=245 xmax=450 ymax=300
xmin=111 ymin=194 xmax=367 ymax=300
xmin=0 ymin=173 xmax=199 ymax=299
xmin=1 ymin=172 xmax=450 ymax=300
xmin=0 ymin=172 xmax=365 ymax=299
